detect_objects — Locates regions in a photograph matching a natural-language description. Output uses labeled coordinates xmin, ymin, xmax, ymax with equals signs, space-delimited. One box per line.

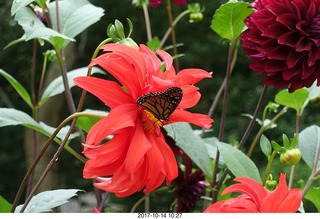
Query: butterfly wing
xmin=137 ymin=86 xmax=183 ymax=122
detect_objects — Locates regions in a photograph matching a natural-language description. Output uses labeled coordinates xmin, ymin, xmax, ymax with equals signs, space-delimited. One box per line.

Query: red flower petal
xmin=175 ymin=69 xmax=212 ymax=85
xmin=260 ymin=173 xmax=302 ymax=212
xmin=147 ymin=131 xmax=178 ymax=183
xmin=169 ymin=110 xmax=213 ymax=129
xmin=204 ymin=197 xmax=258 ymax=213
xmin=124 ymin=121 xmax=152 ymax=174
xmin=222 ymin=177 xmax=268 ymax=208
xmin=86 ymin=104 xmax=137 ymax=145
xmin=74 ymin=76 xmax=133 ymax=108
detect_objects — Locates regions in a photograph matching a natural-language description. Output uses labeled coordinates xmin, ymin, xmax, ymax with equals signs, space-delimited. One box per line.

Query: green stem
xmin=11 ymin=112 xmax=104 ymax=213
xmin=30 ymin=39 xmax=37 ymax=106
xmin=289 ymin=109 xmax=301 ymax=189
xmin=247 ymin=107 xmax=288 ymax=157
xmin=36 ymin=53 xmax=48 ymax=104
xmin=11 ymin=38 xmax=113 ymax=213
xmin=262 ymin=150 xmax=277 ymax=186
xmin=130 ymin=186 xmax=168 ymax=213
xmin=160 ymin=10 xmax=190 ymax=48
xmin=166 ymin=0 xmax=179 ymax=71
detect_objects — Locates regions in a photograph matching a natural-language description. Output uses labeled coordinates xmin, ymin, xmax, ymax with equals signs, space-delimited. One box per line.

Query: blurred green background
xmin=0 ymin=0 xmax=319 ymax=212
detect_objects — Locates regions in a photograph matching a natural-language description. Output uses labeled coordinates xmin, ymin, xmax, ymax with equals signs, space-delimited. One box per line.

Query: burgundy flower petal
xmin=241 ymin=0 xmax=320 ymax=92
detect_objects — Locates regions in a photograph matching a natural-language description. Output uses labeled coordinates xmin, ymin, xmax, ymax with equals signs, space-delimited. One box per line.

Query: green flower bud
xmin=280 ymin=148 xmax=301 ymax=166
xmin=265 ymin=179 xmax=277 ymax=191
xmin=189 ymin=12 xmax=203 ymax=23
xmin=117 ymin=38 xmax=139 ymax=50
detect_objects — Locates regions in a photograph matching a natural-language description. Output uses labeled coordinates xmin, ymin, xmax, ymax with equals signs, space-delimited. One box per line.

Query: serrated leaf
xmin=298 ymin=125 xmax=320 ymax=170
xmin=260 ymin=134 xmax=271 ymax=159
xmin=39 ymin=66 xmax=103 ymax=106
xmin=15 ymin=189 xmax=82 ymax=213
xmin=217 ymin=142 xmax=261 ymax=183
xmin=0 ymin=195 xmax=12 ymax=213
xmin=164 ymin=123 xmax=213 ymax=179
xmin=48 ymin=0 xmax=104 ymax=47
xmin=0 ymin=69 xmax=32 ymax=107
xmin=211 ymin=1 xmax=253 ymax=41
xmin=275 ymin=88 xmax=309 ymax=111
xmin=14 ymin=7 xmax=74 ymax=43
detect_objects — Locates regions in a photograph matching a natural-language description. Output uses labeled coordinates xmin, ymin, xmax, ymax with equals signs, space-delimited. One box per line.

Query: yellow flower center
xmin=142 ymin=109 xmax=163 ymax=132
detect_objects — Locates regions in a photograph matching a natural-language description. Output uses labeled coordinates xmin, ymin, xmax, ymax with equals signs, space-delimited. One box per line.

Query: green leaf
xmin=48 ymin=0 xmax=104 ymax=47
xmin=217 ymin=141 xmax=261 ymax=183
xmin=39 ymin=66 xmax=103 ymax=106
xmin=305 ymin=186 xmax=320 ymax=212
xmin=147 ymin=36 xmax=161 ymax=51
xmin=39 ymin=122 xmax=79 ymax=142
xmin=271 ymin=141 xmax=285 ymax=153
xmin=210 ymin=1 xmax=253 ymax=41
xmin=0 ymin=69 xmax=32 ymax=108
xmin=282 ymin=134 xmax=290 ymax=149
xmin=0 ymin=195 xmax=12 ymax=213
xmin=14 ymin=189 xmax=82 ymax=213
xmin=11 ymin=0 xmax=34 ymax=15
xmin=164 ymin=123 xmax=213 ymax=179
xmin=275 ymin=88 xmax=309 ymax=111
xmin=298 ymin=125 xmax=320 ymax=170
xmin=260 ymin=134 xmax=271 ymax=159
xmin=0 ymin=108 xmax=77 ymax=143
xmin=14 ymin=7 xmax=74 ymax=43
xmin=3 ymin=34 xmax=27 ymax=50
xmin=76 ymin=109 xmax=108 ymax=133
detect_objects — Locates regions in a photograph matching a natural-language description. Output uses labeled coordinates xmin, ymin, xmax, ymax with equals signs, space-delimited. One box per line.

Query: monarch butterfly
xmin=137 ymin=86 xmax=183 ymax=124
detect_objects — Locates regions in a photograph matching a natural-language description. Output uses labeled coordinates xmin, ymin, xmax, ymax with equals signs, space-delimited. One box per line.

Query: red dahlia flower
xmin=204 ymin=173 xmax=302 ymax=213
xmin=240 ymin=0 xmax=320 ymax=92
xmin=74 ymin=43 xmax=213 ymax=197
xmin=150 ymin=0 xmax=186 ymax=8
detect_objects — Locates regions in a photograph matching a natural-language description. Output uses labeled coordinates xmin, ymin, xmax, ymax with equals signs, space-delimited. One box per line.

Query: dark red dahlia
xmin=240 ymin=0 xmax=320 ymax=92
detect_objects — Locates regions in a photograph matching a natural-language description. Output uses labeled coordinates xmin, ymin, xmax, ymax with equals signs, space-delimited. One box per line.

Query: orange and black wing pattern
xmin=137 ymin=86 xmax=183 ymax=122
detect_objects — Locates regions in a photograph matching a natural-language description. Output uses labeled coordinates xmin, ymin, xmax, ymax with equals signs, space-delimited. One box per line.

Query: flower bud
xmin=280 ymin=148 xmax=301 ymax=166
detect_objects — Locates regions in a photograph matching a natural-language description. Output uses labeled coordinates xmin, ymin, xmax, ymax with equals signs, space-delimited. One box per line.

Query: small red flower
xmin=150 ymin=0 xmax=187 ymax=8
xmin=204 ymin=173 xmax=302 ymax=213
xmin=74 ymin=43 xmax=213 ymax=197
xmin=240 ymin=0 xmax=320 ymax=92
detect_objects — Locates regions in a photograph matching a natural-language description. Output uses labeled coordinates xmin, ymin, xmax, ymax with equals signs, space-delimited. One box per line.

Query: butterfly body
xmin=137 ymin=87 xmax=183 ymax=125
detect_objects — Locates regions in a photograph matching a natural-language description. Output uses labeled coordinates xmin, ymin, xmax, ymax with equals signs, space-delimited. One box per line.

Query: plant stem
xmin=247 ymin=106 xmax=288 ymax=157
xmin=160 ymin=10 xmax=189 ymax=48
xmin=166 ymin=0 xmax=179 ymax=71
xmin=288 ymin=109 xmax=302 ymax=188
xmin=211 ymin=40 xmax=238 ymax=203
xmin=11 ymin=38 xmax=113 ymax=213
xmin=238 ymin=85 xmax=268 ymax=151
xmin=30 ymin=39 xmax=37 ymax=106
xmin=11 ymin=111 xmax=104 ymax=213
xmin=142 ymin=3 xmax=152 ymax=41
xmin=36 ymin=53 xmax=48 ymax=104
xmin=262 ymin=150 xmax=277 ymax=186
